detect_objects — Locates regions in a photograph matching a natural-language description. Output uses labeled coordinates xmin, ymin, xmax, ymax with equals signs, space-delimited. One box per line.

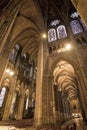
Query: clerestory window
xmin=70 ymin=20 xmax=83 ymax=34
xmin=48 ymin=28 xmax=57 ymax=42
xmin=0 ymin=87 xmax=6 ymax=107
xmin=57 ymin=25 xmax=67 ymax=39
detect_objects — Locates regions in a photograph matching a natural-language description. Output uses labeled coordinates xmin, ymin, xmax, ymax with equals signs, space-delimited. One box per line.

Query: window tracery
xmin=70 ymin=20 xmax=83 ymax=34
xmin=0 ymin=87 xmax=6 ymax=107
xmin=50 ymin=19 xmax=60 ymax=26
xmin=9 ymin=44 xmax=21 ymax=64
xmin=57 ymin=25 xmax=67 ymax=39
xmin=25 ymin=97 xmax=29 ymax=110
xmin=80 ymin=19 xmax=87 ymax=31
xmin=10 ymin=92 xmax=17 ymax=115
xmin=48 ymin=28 xmax=57 ymax=42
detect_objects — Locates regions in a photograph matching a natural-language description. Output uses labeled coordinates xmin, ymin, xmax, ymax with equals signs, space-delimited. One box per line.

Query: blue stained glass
xmin=70 ymin=20 xmax=83 ymax=34
xmin=48 ymin=29 xmax=57 ymax=42
xmin=57 ymin=25 xmax=67 ymax=39
xmin=0 ymin=87 xmax=6 ymax=107
xmin=80 ymin=19 xmax=87 ymax=31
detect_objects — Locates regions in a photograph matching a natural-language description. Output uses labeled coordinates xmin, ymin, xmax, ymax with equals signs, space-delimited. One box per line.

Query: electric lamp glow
xmin=65 ymin=44 xmax=71 ymax=50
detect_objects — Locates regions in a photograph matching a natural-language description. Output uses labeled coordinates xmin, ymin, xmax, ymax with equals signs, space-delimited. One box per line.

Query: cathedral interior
xmin=0 ymin=0 xmax=87 ymax=130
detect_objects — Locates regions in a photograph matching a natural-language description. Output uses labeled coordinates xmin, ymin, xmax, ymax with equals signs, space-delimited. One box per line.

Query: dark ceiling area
xmin=0 ymin=0 xmax=76 ymax=64
xmin=0 ymin=0 xmax=9 ymax=9
xmin=0 ymin=0 xmax=75 ymax=22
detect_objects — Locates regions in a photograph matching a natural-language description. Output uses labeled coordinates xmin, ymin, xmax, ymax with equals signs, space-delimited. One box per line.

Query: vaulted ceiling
xmin=53 ymin=60 xmax=78 ymax=101
xmin=0 ymin=0 xmax=86 ymax=63
xmin=0 ymin=0 xmax=75 ymax=63
xmin=0 ymin=0 xmax=85 ymax=104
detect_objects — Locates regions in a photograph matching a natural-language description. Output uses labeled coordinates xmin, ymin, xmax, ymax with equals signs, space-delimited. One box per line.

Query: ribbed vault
xmin=10 ymin=26 xmax=40 ymax=62
xmin=7 ymin=0 xmax=45 ymax=63
xmin=53 ymin=60 xmax=78 ymax=101
xmin=0 ymin=0 xmax=76 ymax=64
xmin=53 ymin=60 xmax=82 ymax=117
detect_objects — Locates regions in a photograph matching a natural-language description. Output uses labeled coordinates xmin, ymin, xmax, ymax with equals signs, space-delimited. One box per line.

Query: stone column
xmin=29 ymin=85 xmax=33 ymax=107
xmin=0 ymin=4 xmax=20 ymax=53
xmin=0 ymin=5 xmax=20 ymax=85
xmin=34 ymin=0 xmax=48 ymax=124
xmin=34 ymin=39 xmax=44 ymax=126
xmin=65 ymin=100 xmax=69 ymax=121
xmin=34 ymin=30 xmax=54 ymax=125
xmin=17 ymin=82 xmax=25 ymax=120
xmin=0 ymin=11 xmax=7 ymax=28
xmin=2 ymin=75 xmax=17 ymax=120
xmin=62 ymin=96 xmax=66 ymax=122
xmin=42 ymin=75 xmax=56 ymax=125
xmin=77 ymin=70 xmax=87 ymax=120
xmin=0 ymin=48 xmax=11 ymax=86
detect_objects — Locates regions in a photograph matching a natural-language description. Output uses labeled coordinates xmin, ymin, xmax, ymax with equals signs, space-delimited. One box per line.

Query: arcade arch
xmin=53 ymin=60 xmax=82 ymax=122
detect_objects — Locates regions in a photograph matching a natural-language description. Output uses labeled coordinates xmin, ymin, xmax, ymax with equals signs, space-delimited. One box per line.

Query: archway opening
xmin=53 ymin=60 xmax=82 ymax=123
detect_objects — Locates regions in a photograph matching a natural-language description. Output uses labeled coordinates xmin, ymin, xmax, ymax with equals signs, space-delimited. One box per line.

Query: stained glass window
xmin=80 ymin=19 xmax=87 ymax=31
xmin=9 ymin=44 xmax=20 ymax=63
xmin=70 ymin=20 xmax=83 ymax=34
xmin=50 ymin=19 xmax=60 ymax=26
xmin=48 ymin=29 xmax=57 ymax=42
xmin=10 ymin=93 xmax=17 ymax=114
xmin=0 ymin=87 xmax=6 ymax=107
xmin=9 ymin=49 xmax=17 ymax=62
xmin=57 ymin=25 xmax=67 ymax=39
xmin=25 ymin=97 xmax=29 ymax=110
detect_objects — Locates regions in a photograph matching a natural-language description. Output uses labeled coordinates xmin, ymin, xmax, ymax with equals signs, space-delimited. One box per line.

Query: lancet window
xmin=57 ymin=25 xmax=67 ymax=39
xmin=0 ymin=87 xmax=6 ymax=107
xmin=70 ymin=20 xmax=83 ymax=34
xmin=48 ymin=28 xmax=57 ymax=42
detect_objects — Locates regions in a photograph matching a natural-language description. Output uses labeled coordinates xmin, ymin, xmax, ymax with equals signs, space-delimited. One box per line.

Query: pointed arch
xmin=48 ymin=28 xmax=57 ymax=42
xmin=57 ymin=25 xmax=67 ymax=39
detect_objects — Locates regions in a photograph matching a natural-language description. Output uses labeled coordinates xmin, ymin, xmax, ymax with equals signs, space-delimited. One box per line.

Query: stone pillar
xmin=0 ymin=49 xmax=11 ymax=85
xmin=0 ymin=4 xmax=20 ymax=53
xmin=34 ymin=0 xmax=49 ymax=123
xmin=34 ymin=35 xmax=56 ymax=125
xmin=53 ymin=85 xmax=59 ymax=123
xmin=34 ymin=25 xmax=49 ymax=124
xmin=17 ymin=82 xmax=25 ymax=120
xmin=34 ymin=39 xmax=44 ymax=126
xmin=29 ymin=85 xmax=33 ymax=107
xmin=65 ymin=99 xmax=69 ymax=121
xmin=0 ymin=6 xmax=20 ymax=85
xmin=2 ymin=75 xmax=17 ymax=120
xmin=42 ymin=75 xmax=56 ymax=125
xmin=0 ymin=11 xmax=7 ymax=28
xmin=2 ymin=94 xmax=13 ymax=120
xmin=62 ymin=96 xmax=66 ymax=122
xmin=77 ymin=70 xmax=87 ymax=120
